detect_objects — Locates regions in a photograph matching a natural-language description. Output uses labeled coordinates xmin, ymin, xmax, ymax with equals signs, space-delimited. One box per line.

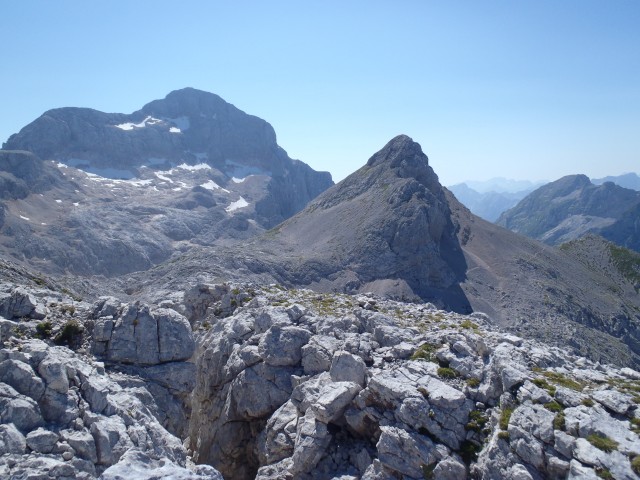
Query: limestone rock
xmin=25 ymin=427 xmax=59 ymax=454
xmin=0 ymin=358 xmax=45 ymax=400
xmin=329 ymin=350 xmax=367 ymax=386
xmin=0 ymin=423 xmax=26 ymax=455
xmin=258 ymin=324 xmax=312 ymax=366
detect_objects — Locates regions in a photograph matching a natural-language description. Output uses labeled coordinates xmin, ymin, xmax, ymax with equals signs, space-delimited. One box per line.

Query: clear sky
xmin=1 ymin=1 xmax=639 ymax=186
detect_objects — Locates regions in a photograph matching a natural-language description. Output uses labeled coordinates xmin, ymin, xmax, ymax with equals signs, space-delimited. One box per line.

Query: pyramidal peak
xmin=365 ymin=134 xmax=424 ymax=167
xmin=364 ymin=134 xmax=440 ymax=190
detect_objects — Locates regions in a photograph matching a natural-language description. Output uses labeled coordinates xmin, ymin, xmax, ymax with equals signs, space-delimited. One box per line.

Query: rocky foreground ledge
xmin=1 ymin=280 xmax=640 ymax=479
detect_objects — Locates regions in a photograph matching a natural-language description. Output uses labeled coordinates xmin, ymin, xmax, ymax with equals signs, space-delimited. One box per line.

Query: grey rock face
xmin=0 ymin=423 xmax=26 ymax=455
xmin=183 ymin=285 xmax=640 ymax=480
xmin=92 ymin=301 xmax=194 ymax=366
xmin=0 ymin=337 xmax=222 ymax=479
xmin=242 ymin=135 xmax=470 ymax=311
xmin=0 ymin=287 xmax=47 ymax=320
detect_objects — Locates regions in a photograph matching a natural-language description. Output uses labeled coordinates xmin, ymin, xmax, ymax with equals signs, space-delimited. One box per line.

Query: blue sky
xmin=1 ymin=1 xmax=639 ymax=186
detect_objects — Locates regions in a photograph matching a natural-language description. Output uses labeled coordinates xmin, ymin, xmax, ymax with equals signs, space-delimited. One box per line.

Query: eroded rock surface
xmin=187 ymin=284 xmax=640 ymax=480
xmin=0 ymin=338 xmax=221 ymax=479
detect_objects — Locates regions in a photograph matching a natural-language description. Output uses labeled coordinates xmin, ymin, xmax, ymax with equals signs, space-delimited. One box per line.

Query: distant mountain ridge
xmin=592 ymin=172 xmax=640 ymax=191
xmin=463 ymin=177 xmax=544 ymax=194
xmin=496 ymin=174 xmax=640 ymax=249
xmin=447 ymin=183 xmax=533 ymax=221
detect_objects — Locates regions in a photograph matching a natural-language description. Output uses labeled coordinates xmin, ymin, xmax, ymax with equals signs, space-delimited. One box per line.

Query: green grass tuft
xmin=411 ymin=343 xmax=439 ymax=363
xmin=544 ymin=401 xmax=564 ymax=413
xmin=499 ymin=408 xmax=513 ymax=430
xmin=587 ymin=433 xmax=618 ymax=453
xmin=437 ymin=367 xmax=459 ymax=379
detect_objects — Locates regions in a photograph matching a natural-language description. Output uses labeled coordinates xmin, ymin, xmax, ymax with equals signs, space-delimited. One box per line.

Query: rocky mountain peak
xmin=365 ymin=134 xmax=439 ymax=188
xmin=239 ymin=136 xmax=469 ymax=310
xmin=366 ymin=134 xmax=423 ymax=167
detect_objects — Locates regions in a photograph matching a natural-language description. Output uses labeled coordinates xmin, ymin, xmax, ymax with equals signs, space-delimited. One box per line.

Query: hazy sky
xmin=1 ymin=1 xmax=639 ymax=186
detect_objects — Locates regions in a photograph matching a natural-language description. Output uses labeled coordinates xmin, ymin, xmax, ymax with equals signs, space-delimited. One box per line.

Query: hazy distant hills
xmin=496 ymin=174 xmax=640 ymax=250
xmin=447 ymin=183 xmax=535 ymax=221
xmin=593 ymin=172 xmax=640 ymax=191
xmin=449 ymin=174 xmax=640 ymax=222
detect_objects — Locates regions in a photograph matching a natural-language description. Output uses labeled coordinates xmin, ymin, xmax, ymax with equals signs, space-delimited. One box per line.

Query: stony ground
xmin=2 ymin=278 xmax=640 ymax=479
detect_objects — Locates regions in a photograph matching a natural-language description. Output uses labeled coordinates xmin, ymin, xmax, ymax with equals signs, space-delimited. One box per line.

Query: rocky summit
xmin=253 ymin=135 xmax=470 ymax=309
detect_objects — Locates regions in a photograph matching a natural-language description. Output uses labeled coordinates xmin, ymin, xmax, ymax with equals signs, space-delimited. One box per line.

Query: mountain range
xmin=1 ymin=88 xmax=640 ymax=479
xmin=497 ymin=174 xmax=640 ymax=251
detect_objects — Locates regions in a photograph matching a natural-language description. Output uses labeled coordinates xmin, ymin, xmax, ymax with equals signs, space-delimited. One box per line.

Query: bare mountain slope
xmin=126 ymin=136 xmax=640 ymax=367
xmin=449 ymin=192 xmax=640 ymax=366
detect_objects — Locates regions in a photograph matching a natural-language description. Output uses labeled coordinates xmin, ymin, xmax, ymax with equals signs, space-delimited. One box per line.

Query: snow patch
xmin=19 ymin=215 xmax=30 ymax=221
xmin=126 ymin=179 xmax=153 ymax=187
xmin=226 ymin=197 xmax=249 ymax=213
xmin=201 ymin=180 xmax=229 ymax=193
xmin=166 ymin=116 xmax=190 ymax=131
xmin=177 ymin=163 xmax=211 ymax=171
xmin=169 ymin=127 xmax=181 ymax=133
xmin=55 ymin=200 xmax=62 ymax=203
xmin=64 ymin=159 xmax=136 ymax=180
xmin=231 ymin=176 xmax=248 ymax=183
xmin=73 ymin=202 xmax=79 ymax=206
xmin=114 ymin=116 xmax=163 ymax=131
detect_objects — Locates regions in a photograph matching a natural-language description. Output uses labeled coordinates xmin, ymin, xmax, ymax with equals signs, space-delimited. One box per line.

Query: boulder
xmin=258 ymin=325 xmax=312 ymax=366
xmin=25 ymin=427 xmax=59 ymax=454
xmin=0 ymin=358 xmax=45 ymax=400
xmin=377 ymin=426 xmax=438 ymax=478
xmin=0 ymin=382 xmax=44 ymax=432
xmin=329 ymin=351 xmax=367 ymax=386
xmin=0 ymin=423 xmax=26 ymax=455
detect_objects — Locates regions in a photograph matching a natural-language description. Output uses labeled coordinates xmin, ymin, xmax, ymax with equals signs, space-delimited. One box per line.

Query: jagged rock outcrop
xmin=89 ymin=297 xmax=196 ymax=438
xmin=186 ymin=284 xmax=640 ymax=480
xmin=0 ymin=338 xmax=221 ymax=479
xmin=496 ymin=174 xmax=640 ymax=247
